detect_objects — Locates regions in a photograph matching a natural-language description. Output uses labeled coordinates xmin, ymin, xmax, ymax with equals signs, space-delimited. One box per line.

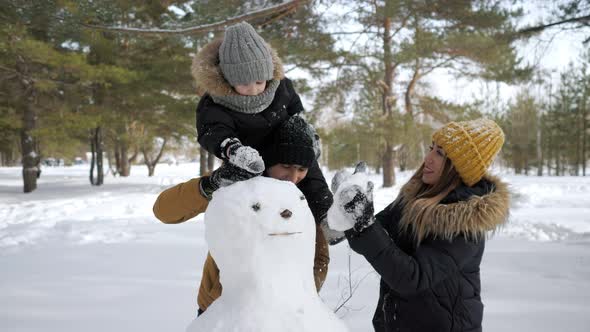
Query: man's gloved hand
xmin=222 ymin=138 xmax=265 ymax=175
xmin=320 ymin=217 xmax=346 ymax=245
xmin=327 ymin=162 xmax=375 ymax=234
xmin=199 ymin=162 xmax=262 ymax=200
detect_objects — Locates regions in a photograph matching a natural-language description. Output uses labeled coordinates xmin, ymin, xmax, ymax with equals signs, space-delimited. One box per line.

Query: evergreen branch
xmin=259 ymin=2 xmax=300 ymax=28
xmin=518 ymin=14 xmax=590 ymax=35
xmin=0 ymin=65 xmax=76 ymax=86
xmin=330 ymin=31 xmax=379 ymax=35
xmin=77 ymin=0 xmax=309 ymax=36
xmin=0 ymin=65 xmax=19 ymax=77
xmin=420 ymin=55 xmax=461 ymax=77
xmin=390 ymin=13 xmax=412 ymax=40
xmin=0 ymin=73 xmax=17 ymax=83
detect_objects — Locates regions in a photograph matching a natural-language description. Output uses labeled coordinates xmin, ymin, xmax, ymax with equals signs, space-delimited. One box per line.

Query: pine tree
xmin=315 ymin=0 xmax=531 ymax=186
xmin=0 ymin=1 xmax=133 ymax=191
xmin=502 ymin=92 xmax=539 ymax=174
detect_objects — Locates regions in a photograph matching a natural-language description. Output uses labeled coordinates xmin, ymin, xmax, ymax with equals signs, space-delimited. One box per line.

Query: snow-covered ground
xmin=1 ymin=164 xmax=589 ymax=331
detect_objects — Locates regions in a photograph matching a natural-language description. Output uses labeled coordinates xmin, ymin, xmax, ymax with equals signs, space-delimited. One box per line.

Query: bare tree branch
xmin=78 ymin=0 xmax=309 ymax=36
xmin=518 ymin=14 xmax=590 ymax=35
xmin=330 ymin=31 xmax=379 ymax=35
xmin=333 ymin=246 xmax=374 ymax=314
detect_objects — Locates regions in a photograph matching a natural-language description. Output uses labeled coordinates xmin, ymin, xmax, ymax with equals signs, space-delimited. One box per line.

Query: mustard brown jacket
xmin=152 ymin=177 xmax=330 ymax=311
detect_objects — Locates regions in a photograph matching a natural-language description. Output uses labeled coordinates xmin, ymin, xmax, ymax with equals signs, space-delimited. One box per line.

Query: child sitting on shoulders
xmin=192 ymin=21 xmax=343 ymax=244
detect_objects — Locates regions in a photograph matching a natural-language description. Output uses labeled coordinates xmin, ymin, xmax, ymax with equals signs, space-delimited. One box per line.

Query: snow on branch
xmin=81 ymin=0 xmax=309 ymax=36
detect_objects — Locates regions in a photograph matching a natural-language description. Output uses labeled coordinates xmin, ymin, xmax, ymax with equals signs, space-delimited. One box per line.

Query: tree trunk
xmin=20 ymin=101 xmax=38 ymax=193
xmin=514 ymin=147 xmax=522 ymax=174
xmin=106 ymin=150 xmax=118 ymax=177
xmin=128 ymin=146 xmax=139 ymax=164
xmin=405 ymin=60 xmax=420 ymax=119
xmin=199 ymin=146 xmax=207 ymax=176
xmin=570 ymin=109 xmax=582 ymax=176
xmin=89 ymin=127 xmax=104 ymax=185
xmin=375 ymin=152 xmax=381 ymax=175
xmin=3 ymin=150 xmax=14 ymax=166
xmin=142 ymin=138 xmax=167 ymax=177
xmin=382 ymin=142 xmax=395 ymax=187
xmin=114 ymin=140 xmax=122 ymax=175
xmin=537 ymin=111 xmax=543 ymax=176
xmin=207 ymin=151 xmax=216 ymax=172
xmin=583 ymin=107 xmax=587 ymax=176
xmin=147 ymin=165 xmax=155 ymax=176
xmin=547 ymin=134 xmax=553 ymax=176
xmin=119 ymin=142 xmax=130 ymax=177
xmin=398 ymin=144 xmax=408 ymax=171
xmin=381 ymin=14 xmax=396 ymax=188
xmin=581 ymin=90 xmax=587 ymax=176
xmin=90 ymin=130 xmax=96 ymax=184
xmin=96 ymin=127 xmax=104 ymax=185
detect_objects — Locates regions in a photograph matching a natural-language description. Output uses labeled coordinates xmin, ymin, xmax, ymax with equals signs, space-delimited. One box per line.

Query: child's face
xmin=234 ymin=81 xmax=267 ymax=96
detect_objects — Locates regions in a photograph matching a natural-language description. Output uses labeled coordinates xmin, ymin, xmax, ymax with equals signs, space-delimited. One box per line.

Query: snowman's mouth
xmin=268 ymin=232 xmax=303 ymax=236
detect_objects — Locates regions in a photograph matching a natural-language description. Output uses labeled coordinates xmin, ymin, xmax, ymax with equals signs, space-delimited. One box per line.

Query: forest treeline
xmin=1 ymin=0 xmax=589 ymax=192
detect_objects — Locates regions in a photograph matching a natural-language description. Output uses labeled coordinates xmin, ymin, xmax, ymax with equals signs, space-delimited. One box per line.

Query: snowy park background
xmin=1 ymin=163 xmax=589 ymax=332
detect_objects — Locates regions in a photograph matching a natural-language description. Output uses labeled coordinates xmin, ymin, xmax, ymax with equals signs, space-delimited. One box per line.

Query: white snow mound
xmin=187 ymin=176 xmax=349 ymax=332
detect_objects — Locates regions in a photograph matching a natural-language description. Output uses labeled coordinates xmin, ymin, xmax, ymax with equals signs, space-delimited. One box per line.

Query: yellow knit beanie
xmin=432 ymin=118 xmax=504 ymax=187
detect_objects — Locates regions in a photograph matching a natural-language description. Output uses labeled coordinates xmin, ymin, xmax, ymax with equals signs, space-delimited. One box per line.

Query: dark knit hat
xmin=219 ymin=22 xmax=274 ymax=86
xmin=262 ymin=116 xmax=319 ymax=168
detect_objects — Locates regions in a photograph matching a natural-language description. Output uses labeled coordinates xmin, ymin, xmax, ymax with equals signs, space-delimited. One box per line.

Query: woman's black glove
xmin=341 ymin=179 xmax=375 ymax=233
xmin=199 ymin=162 xmax=262 ymax=200
xmin=327 ymin=162 xmax=375 ymax=234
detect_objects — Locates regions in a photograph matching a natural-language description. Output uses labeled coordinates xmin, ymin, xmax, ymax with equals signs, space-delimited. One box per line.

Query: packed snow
xmin=327 ymin=171 xmax=372 ymax=232
xmin=228 ymin=145 xmax=265 ymax=174
xmin=1 ymin=163 xmax=590 ymax=332
xmin=188 ymin=177 xmax=347 ymax=332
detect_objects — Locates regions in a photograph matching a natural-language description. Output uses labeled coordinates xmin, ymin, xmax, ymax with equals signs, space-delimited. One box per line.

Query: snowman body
xmin=187 ymin=177 xmax=348 ymax=332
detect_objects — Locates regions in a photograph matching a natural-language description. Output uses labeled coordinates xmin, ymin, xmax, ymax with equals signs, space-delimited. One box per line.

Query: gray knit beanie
xmin=219 ymin=22 xmax=274 ymax=86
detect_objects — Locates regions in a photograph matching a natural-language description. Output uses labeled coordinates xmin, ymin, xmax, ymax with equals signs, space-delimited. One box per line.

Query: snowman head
xmin=205 ymin=177 xmax=316 ymax=281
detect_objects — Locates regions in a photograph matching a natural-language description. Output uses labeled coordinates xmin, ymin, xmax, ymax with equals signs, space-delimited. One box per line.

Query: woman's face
xmin=422 ymin=143 xmax=446 ymax=185
xmin=267 ymin=163 xmax=309 ymax=185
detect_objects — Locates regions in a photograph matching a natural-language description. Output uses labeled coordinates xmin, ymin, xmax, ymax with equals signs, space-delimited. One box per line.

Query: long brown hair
xmin=396 ymin=157 xmax=463 ymax=244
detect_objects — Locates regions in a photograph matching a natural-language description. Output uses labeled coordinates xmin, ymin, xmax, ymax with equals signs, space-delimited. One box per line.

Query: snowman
xmin=187 ymin=176 xmax=349 ymax=332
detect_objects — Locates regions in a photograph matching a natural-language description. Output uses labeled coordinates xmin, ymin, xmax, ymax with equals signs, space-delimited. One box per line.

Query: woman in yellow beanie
xmin=328 ymin=118 xmax=510 ymax=332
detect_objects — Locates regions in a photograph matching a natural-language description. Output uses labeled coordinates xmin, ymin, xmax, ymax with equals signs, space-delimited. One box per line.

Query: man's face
xmin=267 ymin=164 xmax=309 ymax=185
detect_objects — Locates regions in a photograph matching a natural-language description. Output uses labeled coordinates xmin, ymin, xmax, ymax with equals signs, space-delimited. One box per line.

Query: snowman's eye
xmin=251 ymin=203 xmax=261 ymax=211
xmin=300 ymin=195 xmax=306 ymax=201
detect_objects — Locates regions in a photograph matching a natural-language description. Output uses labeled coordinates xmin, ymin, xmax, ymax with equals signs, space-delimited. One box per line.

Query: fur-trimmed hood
xmin=398 ymin=174 xmax=510 ymax=243
xmin=191 ymin=39 xmax=285 ymax=97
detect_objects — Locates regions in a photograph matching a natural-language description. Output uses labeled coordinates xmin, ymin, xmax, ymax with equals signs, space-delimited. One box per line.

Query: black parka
xmin=346 ymin=175 xmax=510 ymax=332
xmin=196 ymin=78 xmax=303 ymax=158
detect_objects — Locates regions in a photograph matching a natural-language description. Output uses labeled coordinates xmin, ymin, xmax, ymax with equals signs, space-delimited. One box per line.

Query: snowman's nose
xmin=280 ymin=209 xmax=292 ymax=219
